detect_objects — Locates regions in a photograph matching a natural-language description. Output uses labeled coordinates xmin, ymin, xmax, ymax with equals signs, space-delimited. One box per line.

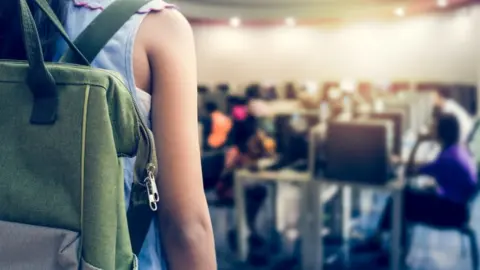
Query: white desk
xmin=234 ymin=169 xmax=339 ymax=270
xmin=258 ymin=100 xmax=319 ymax=117
xmin=305 ymin=121 xmax=435 ymax=270
xmin=309 ymin=178 xmax=406 ymax=270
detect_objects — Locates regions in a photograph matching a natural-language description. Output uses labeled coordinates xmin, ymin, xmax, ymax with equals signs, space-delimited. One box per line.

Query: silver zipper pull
xmin=147 ymin=169 xmax=159 ymax=203
xmin=144 ymin=168 xmax=159 ymax=211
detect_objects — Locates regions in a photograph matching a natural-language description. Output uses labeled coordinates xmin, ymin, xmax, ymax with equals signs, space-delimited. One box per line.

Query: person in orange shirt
xmin=205 ymin=102 xmax=233 ymax=150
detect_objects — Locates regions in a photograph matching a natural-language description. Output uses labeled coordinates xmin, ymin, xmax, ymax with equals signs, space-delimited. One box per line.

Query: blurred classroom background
xmin=178 ymin=0 xmax=480 ymax=269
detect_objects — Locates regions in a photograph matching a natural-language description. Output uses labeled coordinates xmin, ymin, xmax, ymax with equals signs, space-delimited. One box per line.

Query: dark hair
xmin=437 ymin=88 xmax=451 ymax=99
xmin=0 ymin=0 xmax=66 ymax=61
xmin=437 ymin=113 xmax=460 ymax=147
xmin=198 ymin=85 xmax=209 ymax=94
xmin=205 ymin=102 xmax=218 ymax=113
xmin=245 ymin=84 xmax=261 ymax=100
xmin=217 ymin=83 xmax=229 ymax=93
xmin=285 ymin=82 xmax=297 ymax=99
xmin=228 ymin=96 xmax=247 ymax=106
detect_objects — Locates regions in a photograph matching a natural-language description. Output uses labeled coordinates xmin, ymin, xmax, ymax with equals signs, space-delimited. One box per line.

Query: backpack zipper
xmin=105 ymin=69 xmax=159 ymax=212
xmin=91 ymin=69 xmax=160 ymax=212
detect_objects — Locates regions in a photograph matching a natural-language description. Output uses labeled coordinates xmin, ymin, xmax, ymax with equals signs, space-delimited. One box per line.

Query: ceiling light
xmin=285 ymin=17 xmax=296 ymax=27
xmin=394 ymin=7 xmax=405 ymax=17
xmin=437 ymin=0 xmax=448 ymax=8
xmin=229 ymin=17 xmax=241 ymax=27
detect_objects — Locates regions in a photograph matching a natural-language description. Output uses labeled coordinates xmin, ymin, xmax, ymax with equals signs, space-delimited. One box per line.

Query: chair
xmin=410 ymin=199 xmax=479 ymax=270
xmin=201 ymin=149 xmax=227 ymax=191
xmin=467 ymin=118 xmax=480 ymax=145
xmin=407 ymin=140 xmax=479 ymax=270
xmin=202 ymin=149 xmax=237 ymax=250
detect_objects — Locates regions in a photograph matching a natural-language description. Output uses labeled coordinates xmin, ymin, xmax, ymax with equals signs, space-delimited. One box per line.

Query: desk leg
xmin=308 ymin=129 xmax=317 ymax=177
xmin=390 ymin=189 xmax=403 ymax=270
xmin=316 ymin=182 xmax=324 ymax=270
xmin=271 ymin=182 xmax=279 ymax=251
xmin=342 ymin=186 xmax=352 ymax=242
xmin=340 ymin=186 xmax=352 ymax=266
xmin=300 ymin=182 xmax=312 ymax=270
xmin=235 ymin=174 xmax=248 ymax=261
xmin=302 ymin=181 xmax=322 ymax=270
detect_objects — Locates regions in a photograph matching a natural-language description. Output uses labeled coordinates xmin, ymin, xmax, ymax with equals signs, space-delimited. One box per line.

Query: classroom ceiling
xmin=171 ymin=0 xmax=478 ymax=24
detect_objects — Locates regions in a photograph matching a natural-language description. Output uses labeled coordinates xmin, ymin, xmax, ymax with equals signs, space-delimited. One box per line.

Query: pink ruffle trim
xmin=73 ymin=0 xmax=176 ymax=13
xmin=73 ymin=0 xmax=104 ymax=10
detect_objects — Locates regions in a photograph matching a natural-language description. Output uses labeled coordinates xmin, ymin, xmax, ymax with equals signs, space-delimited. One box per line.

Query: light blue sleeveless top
xmin=54 ymin=1 xmax=175 ymax=269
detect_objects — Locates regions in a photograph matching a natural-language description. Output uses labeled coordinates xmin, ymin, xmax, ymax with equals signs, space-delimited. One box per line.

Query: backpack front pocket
xmin=0 ymin=220 xmax=81 ymax=270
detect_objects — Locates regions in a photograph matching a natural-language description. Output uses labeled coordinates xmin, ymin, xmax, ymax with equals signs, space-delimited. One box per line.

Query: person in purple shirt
xmin=356 ymin=113 xmax=478 ymax=264
xmin=411 ymin=113 xmax=477 ymax=204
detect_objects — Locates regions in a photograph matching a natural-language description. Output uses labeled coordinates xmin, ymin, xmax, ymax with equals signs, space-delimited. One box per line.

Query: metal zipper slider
xmin=144 ymin=167 xmax=159 ymax=211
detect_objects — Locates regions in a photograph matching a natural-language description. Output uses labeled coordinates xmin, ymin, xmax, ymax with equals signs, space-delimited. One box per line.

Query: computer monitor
xmin=452 ymin=85 xmax=477 ymax=115
xmin=325 ymin=119 xmax=394 ymax=185
xmin=414 ymin=92 xmax=435 ymax=128
xmin=274 ymin=113 xmax=320 ymax=160
xmin=383 ymin=99 xmax=413 ymax=132
xmin=262 ymin=86 xmax=279 ymax=101
xmin=370 ymin=110 xmax=405 ymax=156
xmin=274 ymin=115 xmax=291 ymax=154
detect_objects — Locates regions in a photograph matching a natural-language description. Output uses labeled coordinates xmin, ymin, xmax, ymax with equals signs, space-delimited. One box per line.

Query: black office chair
xmin=407 ymin=140 xmax=479 ymax=270
xmin=468 ymin=118 xmax=480 ymax=145
xmin=414 ymin=197 xmax=479 ymax=270
xmin=202 ymin=149 xmax=227 ymax=191
xmin=201 ymin=149 xmax=237 ymax=252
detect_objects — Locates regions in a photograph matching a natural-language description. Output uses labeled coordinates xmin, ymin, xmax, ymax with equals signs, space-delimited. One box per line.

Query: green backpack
xmin=0 ymin=0 xmax=158 ymax=269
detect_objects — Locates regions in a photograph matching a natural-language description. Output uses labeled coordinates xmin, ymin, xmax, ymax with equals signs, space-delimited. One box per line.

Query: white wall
xmin=193 ymin=5 xmax=480 ymax=86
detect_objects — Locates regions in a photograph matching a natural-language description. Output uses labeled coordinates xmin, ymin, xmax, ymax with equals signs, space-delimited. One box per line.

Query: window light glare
xmin=394 ymin=7 xmax=405 ymax=17
xmin=437 ymin=0 xmax=448 ymax=8
xmin=285 ymin=17 xmax=296 ymax=27
xmin=229 ymin=17 xmax=241 ymax=27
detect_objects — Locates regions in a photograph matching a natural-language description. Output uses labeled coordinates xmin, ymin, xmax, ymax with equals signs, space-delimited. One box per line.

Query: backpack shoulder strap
xmin=59 ymin=0 xmax=153 ymax=65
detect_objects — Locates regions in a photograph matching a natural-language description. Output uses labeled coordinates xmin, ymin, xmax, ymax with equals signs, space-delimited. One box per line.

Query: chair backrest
xmin=370 ymin=109 xmax=405 ymax=156
xmin=467 ymin=118 xmax=480 ymax=145
xmin=201 ymin=149 xmax=227 ymax=190
xmin=467 ymin=119 xmax=480 ymax=206
xmin=468 ymin=118 xmax=480 ymax=174
xmin=325 ymin=119 xmax=394 ymax=185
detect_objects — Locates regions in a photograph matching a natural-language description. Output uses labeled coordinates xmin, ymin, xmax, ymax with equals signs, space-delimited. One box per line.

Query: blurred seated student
xmin=198 ymin=85 xmax=210 ymax=119
xmin=213 ymin=103 xmax=276 ymax=263
xmin=246 ymin=83 xmax=271 ymax=117
xmin=201 ymin=100 xmax=254 ymax=192
xmin=325 ymin=88 xmax=350 ymax=119
xmin=431 ymin=89 xmax=474 ymax=144
xmin=221 ymin=131 xmax=276 ymax=265
xmin=357 ymin=113 xmax=477 ymax=263
xmin=268 ymin=114 xmax=310 ymax=171
xmin=217 ymin=83 xmax=230 ymax=94
xmin=245 ymin=84 xmax=276 ymax=135
xmin=261 ymin=85 xmax=278 ymax=101
xmin=218 ymin=101 xmax=276 ymax=191
xmin=198 ymin=85 xmax=209 ymax=94
xmin=285 ymin=82 xmax=298 ymax=100
xmin=203 ymin=95 xmax=275 ymax=200
xmin=298 ymin=82 xmax=321 ymax=110
xmin=358 ymin=83 xmax=375 ymax=104
xmin=201 ymin=101 xmax=232 ymax=151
